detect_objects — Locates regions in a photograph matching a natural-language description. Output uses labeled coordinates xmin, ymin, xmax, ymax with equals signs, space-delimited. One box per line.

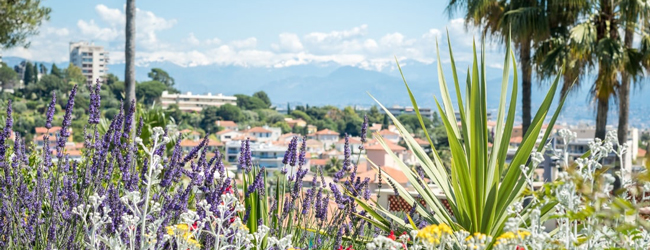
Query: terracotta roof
xmin=357 ymin=166 xmax=409 ymax=185
xmin=35 ymin=126 xmax=63 ymax=134
xmin=216 ymin=129 xmax=236 ymax=135
xmin=306 ymin=139 xmax=323 ymax=146
xmin=315 ymin=129 xmax=339 ymax=135
xmin=510 ymin=136 xmax=523 ymax=144
xmin=247 ymin=127 xmax=272 ymax=133
xmin=180 ymin=139 xmax=223 ymax=147
xmin=413 ymin=138 xmax=429 ymax=146
xmin=336 ymin=137 xmax=362 ymax=144
xmin=216 ymin=120 xmax=237 ymax=128
xmin=378 ymin=129 xmax=399 ymax=136
xmin=369 ymin=124 xmax=382 ymax=131
xmin=487 ymin=121 xmax=498 ymax=127
xmin=309 ymin=159 xmax=328 ymax=166
xmin=639 ymin=148 xmax=647 ymax=158
xmin=364 ymin=140 xmax=406 ymax=151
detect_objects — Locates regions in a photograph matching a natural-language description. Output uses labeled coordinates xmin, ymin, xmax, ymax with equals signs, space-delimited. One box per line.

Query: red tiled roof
xmin=510 ymin=136 xmax=523 ymax=144
xmin=35 ymin=126 xmax=63 ymax=134
xmin=180 ymin=139 xmax=223 ymax=147
xmin=639 ymin=148 xmax=647 ymax=158
xmin=413 ymin=138 xmax=429 ymax=146
xmin=315 ymin=129 xmax=339 ymax=135
xmin=336 ymin=137 xmax=362 ymax=144
xmin=216 ymin=129 xmax=235 ymax=135
xmin=309 ymin=159 xmax=328 ymax=166
xmin=247 ymin=127 xmax=272 ymax=133
xmin=216 ymin=120 xmax=237 ymax=128
xmin=364 ymin=140 xmax=406 ymax=151
xmin=357 ymin=166 xmax=409 ymax=185
xmin=378 ymin=129 xmax=398 ymax=136
xmin=180 ymin=129 xmax=201 ymax=135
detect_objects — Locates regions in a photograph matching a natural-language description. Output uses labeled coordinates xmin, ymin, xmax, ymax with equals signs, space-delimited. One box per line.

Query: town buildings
xmin=160 ymin=91 xmax=237 ymax=111
xmin=69 ymin=41 xmax=109 ymax=83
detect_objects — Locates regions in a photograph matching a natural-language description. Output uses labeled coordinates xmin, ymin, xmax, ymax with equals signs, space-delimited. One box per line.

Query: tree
xmin=253 ymin=91 xmax=271 ymax=107
xmin=217 ymin=104 xmax=244 ymax=122
xmin=0 ymin=63 xmax=19 ymax=90
xmin=535 ymin=0 xmax=649 ymax=140
xmin=124 ymin=0 xmax=137 ymax=139
xmin=0 ymin=0 xmax=51 ymax=48
xmin=200 ymin=106 xmax=220 ymax=134
xmin=368 ymin=106 xmax=383 ymax=125
xmin=33 ymin=75 xmax=68 ymax=97
xmin=50 ymin=63 xmax=63 ymax=79
xmin=32 ymin=62 xmax=39 ymax=81
xmin=290 ymin=110 xmax=312 ymax=123
xmin=447 ymin=0 xmax=581 ymax=136
xmin=23 ymin=62 xmax=34 ymax=85
xmin=324 ymin=157 xmax=342 ymax=175
xmin=618 ymin=1 xmax=650 ymax=145
xmin=136 ymin=80 xmax=167 ymax=105
xmin=381 ymin=114 xmax=389 ymax=130
xmin=398 ymin=114 xmax=432 ymax=131
xmin=65 ymin=63 xmax=85 ymax=85
xmin=287 ymin=103 xmax=291 ymax=113
xmin=147 ymin=68 xmax=175 ymax=87
xmin=105 ymin=73 xmax=120 ymax=85
xmin=235 ymin=94 xmax=269 ymax=110
xmin=39 ymin=63 xmax=47 ymax=75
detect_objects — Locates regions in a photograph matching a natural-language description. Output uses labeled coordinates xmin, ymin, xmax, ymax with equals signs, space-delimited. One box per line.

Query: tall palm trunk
xmin=124 ymin=0 xmax=136 ymax=138
xmin=595 ymin=94 xmax=609 ymax=140
xmin=520 ymin=38 xmax=532 ymax=135
xmin=618 ymin=25 xmax=633 ymax=145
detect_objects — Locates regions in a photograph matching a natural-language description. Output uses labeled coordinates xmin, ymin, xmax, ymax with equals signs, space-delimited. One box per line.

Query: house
xmin=216 ymin=120 xmax=238 ymax=131
xmin=34 ymin=126 xmax=74 ymax=149
xmin=309 ymin=158 xmax=328 ymax=170
xmin=308 ymin=129 xmax=340 ymax=149
xmin=284 ymin=118 xmax=307 ymax=128
xmin=364 ymin=140 xmax=416 ymax=167
xmin=378 ymin=129 xmax=400 ymax=143
xmin=224 ymin=141 xmax=301 ymax=172
xmin=305 ymin=139 xmax=325 ymax=154
xmin=179 ymin=138 xmax=223 ymax=154
xmin=638 ymin=148 xmax=647 ymax=167
xmin=356 ymin=165 xmax=411 ymax=193
xmin=245 ymin=126 xmax=281 ymax=142
xmin=334 ymin=137 xmax=364 ymax=154
xmin=278 ymin=133 xmax=301 ymax=142
xmin=181 ymin=129 xmax=202 ymax=141
xmin=369 ymin=124 xmax=383 ymax=134
xmin=307 ymin=125 xmax=318 ymax=134
xmin=216 ymin=129 xmax=243 ymax=143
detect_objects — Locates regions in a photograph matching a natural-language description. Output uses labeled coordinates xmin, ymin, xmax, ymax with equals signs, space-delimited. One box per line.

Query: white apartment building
xmin=69 ymin=41 xmax=109 ymax=83
xmin=160 ymin=91 xmax=237 ymax=111
xmin=225 ymin=141 xmax=301 ymax=172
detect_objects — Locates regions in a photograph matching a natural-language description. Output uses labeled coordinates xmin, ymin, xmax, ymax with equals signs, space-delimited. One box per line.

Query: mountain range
xmin=3 ymin=56 xmax=649 ymax=128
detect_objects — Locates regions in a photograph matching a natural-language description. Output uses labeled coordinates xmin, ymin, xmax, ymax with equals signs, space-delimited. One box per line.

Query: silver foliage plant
xmin=75 ymin=127 xmax=295 ymax=250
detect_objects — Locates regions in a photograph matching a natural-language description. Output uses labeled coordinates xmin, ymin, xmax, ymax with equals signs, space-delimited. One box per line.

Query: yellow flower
xmin=166 ymin=224 xmax=201 ymax=248
xmin=416 ymin=223 xmax=453 ymax=245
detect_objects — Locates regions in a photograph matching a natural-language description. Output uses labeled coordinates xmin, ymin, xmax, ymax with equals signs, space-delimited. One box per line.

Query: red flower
xmin=190 ymin=221 xmax=198 ymax=231
xmin=516 ymin=246 xmax=525 ymax=250
xmin=387 ymin=231 xmax=396 ymax=240
xmin=345 ymin=246 xmax=353 ymax=250
xmin=337 ymin=246 xmax=343 ymax=250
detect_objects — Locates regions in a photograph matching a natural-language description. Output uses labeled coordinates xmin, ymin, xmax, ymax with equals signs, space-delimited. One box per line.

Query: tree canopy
xmin=147 ymin=68 xmax=175 ymax=87
xmin=0 ymin=0 xmax=51 ymax=48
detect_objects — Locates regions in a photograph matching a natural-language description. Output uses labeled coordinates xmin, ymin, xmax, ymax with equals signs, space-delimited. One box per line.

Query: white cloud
xmin=272 ymin=33 xmax=304 ymax=53
xmin=77 ymin=19 xmax=120 ymax=41
xmin=2 ymin=7 xmax=504 ymax=72
xmin=230 ymin=37 xmax=257 ymax=49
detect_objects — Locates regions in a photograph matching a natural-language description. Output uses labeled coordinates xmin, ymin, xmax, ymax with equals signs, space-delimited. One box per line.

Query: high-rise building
xmin=160 ymin=91 xmax=237 ymax=111
xmin=69 ymin=41 xmax=109 ymax=83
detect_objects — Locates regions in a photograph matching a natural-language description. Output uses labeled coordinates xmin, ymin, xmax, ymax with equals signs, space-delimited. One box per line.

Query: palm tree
xmin=618 ymin=1 xmax=650 ymax=145
xmin=447 ymin=0 xmax=566 ymax=135
xmin=536 ymin=0 xmax=650 ymax=140
xmin=124 ymin=0 xmax=136 ymax=138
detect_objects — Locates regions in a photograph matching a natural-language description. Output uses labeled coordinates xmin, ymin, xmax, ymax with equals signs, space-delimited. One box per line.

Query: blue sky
xmin=3 ymin=0 xmax=503 ymax=70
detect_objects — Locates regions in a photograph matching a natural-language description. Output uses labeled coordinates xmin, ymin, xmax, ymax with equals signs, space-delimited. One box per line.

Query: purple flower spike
xmin=360 ymin=114 xmax=368 ymax=145
xmin=45 ymin=92 xmax=56 ymax=129
xmin=298 ymin=136 xmax=306 ymax=167
xmin=88 ymin=81 xmax=101 ymax=124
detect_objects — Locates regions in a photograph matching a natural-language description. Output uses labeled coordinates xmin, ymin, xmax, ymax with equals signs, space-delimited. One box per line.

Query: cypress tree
xmin=23 ymin=62 xmax=33 ymax=85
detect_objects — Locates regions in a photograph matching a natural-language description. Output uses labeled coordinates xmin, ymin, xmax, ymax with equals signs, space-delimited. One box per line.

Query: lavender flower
xmin=343 ymin=133 xmax=351 ymax=171
xmin=246 ymin=167 xmax=265 ymax=197
xmin=298 ymin=136 xmax=307 ymax=167
xmin=360 ymin=114 xmax=368 ymax=145
xmin=88 ymin=81 xmax=101 ymax=124
xmin=45 ymin=92 xmax=56 ymax=129
xmin=60 ymin=85 xmax=77 ymax=138
xmin=136 ymin=116 xmax=143 ymax=137
xmin=282 ymin=136 xmax=297 ymax=165
xmin=122 ymin=100 xmax=135 ymax=138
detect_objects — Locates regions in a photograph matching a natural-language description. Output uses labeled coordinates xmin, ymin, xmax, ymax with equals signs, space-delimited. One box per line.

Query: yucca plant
xmin=357 ymin=34 xmax=568 ymax=239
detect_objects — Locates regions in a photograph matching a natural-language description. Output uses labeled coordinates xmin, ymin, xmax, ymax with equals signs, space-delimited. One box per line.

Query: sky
xmin=1 ymin=0 xmax=503 ymax=70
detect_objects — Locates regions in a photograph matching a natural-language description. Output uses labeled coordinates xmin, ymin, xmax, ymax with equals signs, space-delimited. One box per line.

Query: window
xmin=100 ymin=59 xmax=104 ymax=62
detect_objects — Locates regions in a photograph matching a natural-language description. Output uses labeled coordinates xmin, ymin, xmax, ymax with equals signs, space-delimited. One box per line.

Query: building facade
xmin=69 ymin=41 xmax=109 ymax=83
xmin=160 ymin=91 xmax=237 ymax=111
